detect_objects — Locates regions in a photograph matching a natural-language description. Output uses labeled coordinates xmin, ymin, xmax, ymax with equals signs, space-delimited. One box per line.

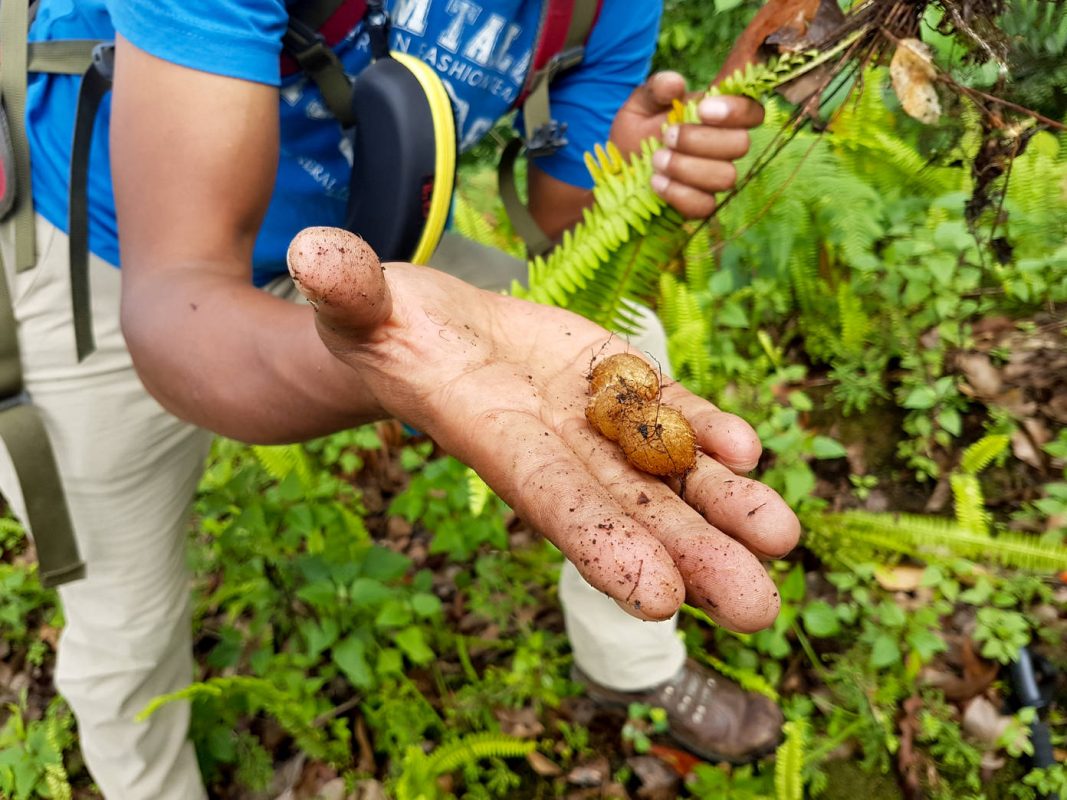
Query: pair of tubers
xmin=585 ymin=353 xmax=697 ymax=477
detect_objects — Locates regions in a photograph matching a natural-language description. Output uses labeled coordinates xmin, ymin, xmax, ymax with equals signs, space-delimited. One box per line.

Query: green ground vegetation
xmin=2 ymin=2 xmax=1067 ymax=798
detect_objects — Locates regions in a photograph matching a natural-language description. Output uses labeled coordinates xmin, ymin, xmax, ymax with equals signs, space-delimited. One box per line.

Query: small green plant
xmin=389 ymin=455 xmax=509 ymax=561
xmin=621 ymin=702 xmax=669 ymax=754
xmin=391 ymin=732 xmax=535 ymax=800
xmin=972 ymin=607 xmax=1032 ymax=664
xmin=1023 ymin=763 xmax=1067 ymax=798
xmin=0 ymin=695 xmax=75 ymax=800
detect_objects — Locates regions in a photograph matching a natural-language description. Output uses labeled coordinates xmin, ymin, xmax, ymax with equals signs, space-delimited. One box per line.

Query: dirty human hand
xmin=609 ymin=70 xmax=764 ymax=219
xmin=288 ymin=227 xmax=800 ymax=633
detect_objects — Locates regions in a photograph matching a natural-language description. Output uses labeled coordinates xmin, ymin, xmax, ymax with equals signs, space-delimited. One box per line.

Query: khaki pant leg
xmin=430 ymin=233 xmax=686 ymax=690
xmin=0 ymin=216 xmax=211 ymax=800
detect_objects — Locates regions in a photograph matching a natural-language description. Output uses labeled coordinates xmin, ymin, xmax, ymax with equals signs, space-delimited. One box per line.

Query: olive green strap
xmin=499 ymin=0 xmax=599 ymax=257
xmin=521 ymin=0 xmax=599 ymax=146
xmin=1 ymin=0 xmax=35 ymax=271
xmin=0 ymin=259 xmax=85 ymax=588
xmin=498 ymin=138 xmax=554 ymax=257
xmin=0 ymin=404 xmax=86 ymax=587
xmin=28 ymin=39 xmax=99 ymax=74
xmin=283 ymin=17 xmax=356 ymax=127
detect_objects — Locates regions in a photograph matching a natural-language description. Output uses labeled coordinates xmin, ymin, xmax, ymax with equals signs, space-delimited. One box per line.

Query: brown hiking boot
xmin=573 ymin=658 xmax=783 ymax=764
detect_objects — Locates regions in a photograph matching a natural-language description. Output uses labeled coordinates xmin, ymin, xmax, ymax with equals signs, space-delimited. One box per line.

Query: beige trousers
xmin=0 ymin=221 xmax=683 ymax=799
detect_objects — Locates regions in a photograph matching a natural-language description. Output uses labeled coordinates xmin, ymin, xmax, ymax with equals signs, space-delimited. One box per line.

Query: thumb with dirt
xmin=287 ymin=226 xmax=392 ymax=350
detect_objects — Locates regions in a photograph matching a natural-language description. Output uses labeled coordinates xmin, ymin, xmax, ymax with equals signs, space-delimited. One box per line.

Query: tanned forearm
xmin=121 ymin=263 xmax=382 ymax=444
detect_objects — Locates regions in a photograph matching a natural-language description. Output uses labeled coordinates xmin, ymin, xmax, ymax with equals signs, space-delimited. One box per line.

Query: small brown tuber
xmin=585 ymin=353 xmax=697 ymax=477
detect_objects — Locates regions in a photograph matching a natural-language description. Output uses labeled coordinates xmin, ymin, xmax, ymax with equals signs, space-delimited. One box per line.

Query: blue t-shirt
xmin=27 ymin=0 xmax=661 ymax=285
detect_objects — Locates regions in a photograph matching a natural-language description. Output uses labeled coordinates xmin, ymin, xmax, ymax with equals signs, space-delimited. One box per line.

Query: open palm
xmin=289 ymin=227 xmax=799 ymax=632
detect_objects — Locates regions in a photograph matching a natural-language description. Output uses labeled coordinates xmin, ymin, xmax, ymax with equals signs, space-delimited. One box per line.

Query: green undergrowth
xmin=2 ymin=8 xmax=1067 ymax=797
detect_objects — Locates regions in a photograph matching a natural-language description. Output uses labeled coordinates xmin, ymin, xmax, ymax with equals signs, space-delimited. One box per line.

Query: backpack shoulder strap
xmin=283 ymin=0 xmax=363 ymax=127
xmin=1 ymin=0 xmax=37 ymax=272
xmin=515 ymin=0 xmax=601 ymax=154
xmin=499 ymin=0 xmax=602 ymax=257
xmin=0 ymin=4 xmax=90 ymax=587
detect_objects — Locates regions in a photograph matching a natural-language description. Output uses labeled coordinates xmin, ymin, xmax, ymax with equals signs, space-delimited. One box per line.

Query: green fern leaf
xmin=774 ymin=719 xmax=808 ymax=800
xmin=521 ymin=51 xmax=836 ymax=330
xmin=424 ymin=732 xmax=535 ymax=776
xmin=804 ymin=510 xmax=1067 ymax=573
xmin=951 ymin=473 xmax=989 ymax=536
xmin=251 ymin=444 xmax=313 ymax=489
xmin=959 ymin=434 xmax=1011 ymax=475
xmin=137 ymin=676 xmax=350 ymax=765
xmin=465 ymin=467 xmax=494 ymax=516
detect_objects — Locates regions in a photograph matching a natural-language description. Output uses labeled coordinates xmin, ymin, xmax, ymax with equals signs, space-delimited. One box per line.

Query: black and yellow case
xmin=344 ymin=51 xmax=456 ymax=264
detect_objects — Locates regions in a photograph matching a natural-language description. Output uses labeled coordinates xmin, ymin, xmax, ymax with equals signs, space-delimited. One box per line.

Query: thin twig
xmin=946 ymin=81 xmax=1067 ymax=132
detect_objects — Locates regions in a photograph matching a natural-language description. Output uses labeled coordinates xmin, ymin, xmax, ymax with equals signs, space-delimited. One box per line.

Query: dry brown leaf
xmin=495 ymin=706 xmax=544 ymax=738
xmin=629 ymin=755 xmax=682 ymax=800
xmin=646 ymin=744 xmax=704 ymax=778
xmin=1011 ymin=428 xmax=1045 ymax=471
xmin=898 ymin=694 xmax=924 ymax=799
xmin=350 ymin=780 xmax=388 ymax=800
xmin=890 ymin=39 xmax=941 ymax=124
xmin=526 ymin=750 xmax=563 ymax=777
xmin=567 ymin=756 xmax=610 ymax=787
xmin=874 ymin=565 xmax=926 ymax=592
xmin=957 ymin=352 xmax=1003 ymax=398
xmin=961 ymin=696 xmax=1012 ymax=746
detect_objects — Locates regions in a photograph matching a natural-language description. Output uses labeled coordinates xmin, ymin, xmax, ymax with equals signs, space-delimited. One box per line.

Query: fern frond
xmin=683 ymin=224 xmax=716 ymax=289
xmin=395 ymin=733 xmax=535 ymax=800
xmin=959 ymin=434 xmax=1011 ymax=475
xmin=137 ymin=676 xmax=350 ymax=765
xmin=251 ymin=444 xmax=313 ymax=489
xmin=423 ymin=732 xmax=535 ymax=776
xmin=837 ymin=281 xmax=871 ymax=356
xmin=804 ymin=510 xmax=1067 ymax=572
xmin=951 ymin=473 xmax=989 ymax=536
xmin=774 ymin=719 xmax=808 ymax=800
xmin=43 ymin=714 xmax=73 ymax=800
xmin=521 ymin=50 xmax=838 ymax=331
xmin=465 ymin=467 xmax=494 ymax=516
xmin=451 ymin=192 xmax=497 ymax=249
xmin=659 ymin=272 xmax=715 ymax=396
xmin=698 ymin=652 xmax=780 ymax=702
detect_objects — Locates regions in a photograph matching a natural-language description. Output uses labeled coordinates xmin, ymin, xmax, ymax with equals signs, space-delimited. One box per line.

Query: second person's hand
xmin=609 ymin=70 xmax=764 ymax=219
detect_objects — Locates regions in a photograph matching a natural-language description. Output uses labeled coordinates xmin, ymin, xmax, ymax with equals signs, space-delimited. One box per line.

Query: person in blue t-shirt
xmin=1 ymin=1 xmax=801 ymax=796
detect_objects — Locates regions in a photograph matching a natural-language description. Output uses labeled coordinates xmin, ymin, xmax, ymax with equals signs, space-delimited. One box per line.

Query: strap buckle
xmin=364 ymin=0 xmax=392 ymax=60
xmin=548 ymin=45 xmax=585 ymax=76
xmin=90 ymin=41 xmax=115 ymax=82
xmin=284 ymin=19 xmax=336 ymax=73
xmin=526 ymin=119 xmax=568 ymax=158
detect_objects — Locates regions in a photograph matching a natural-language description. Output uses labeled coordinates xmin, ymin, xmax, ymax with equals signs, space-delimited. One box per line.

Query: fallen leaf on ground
xmin=962 ymin=696 xmax=1012 ymax=746
xmin=527 ymin=750 xmax=563 ymax=777
xmin=875 ymin=565 xmax=925 ymax=592
xmin=629 ymin=754 xmax=681 ymax=800
xmin=646 ymin=744 xmax=703 ymax=778
xmin=890 ymin=39 xmax=941 ymax=124
xmin=567 ymin=756 xmax=611 ymax=787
